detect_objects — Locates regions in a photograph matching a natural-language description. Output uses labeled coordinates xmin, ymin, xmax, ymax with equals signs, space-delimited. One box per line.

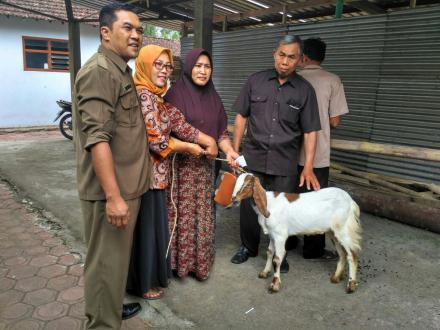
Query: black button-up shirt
xmin=233 ymin=69 xmax=320 ymax=176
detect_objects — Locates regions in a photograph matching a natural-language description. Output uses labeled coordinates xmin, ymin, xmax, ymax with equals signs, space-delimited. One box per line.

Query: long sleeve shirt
xmin=74 ymin=46 xmax=150 ymax=200
xmin=139 ymin=89 xmax=199 ymax=189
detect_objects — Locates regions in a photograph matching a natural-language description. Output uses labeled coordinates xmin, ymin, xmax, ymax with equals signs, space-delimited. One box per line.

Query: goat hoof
xmin=346 ymin=280 xmax=358 ymax=293
xmin=268 ymin=284 xmax=280 ymax=293
xmin=330 ymin=275 xmax=341 ymax=283
xmin=268 ymin=277 xmax=281 ymax=293
xmin=258 ymin=271 xmax=269 ymax=279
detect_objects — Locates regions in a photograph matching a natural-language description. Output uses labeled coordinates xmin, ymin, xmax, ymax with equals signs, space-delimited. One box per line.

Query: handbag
xmin=214 ymin=172 xmax=237 ymax=207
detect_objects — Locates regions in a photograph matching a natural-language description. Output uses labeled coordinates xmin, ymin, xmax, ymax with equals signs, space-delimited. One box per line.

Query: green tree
xmin=142 ymin=23 xmax=180 ymax=40
xmin=143 ymin=23 xmax=159 ymax=37
xmin=170 ymin=31 xmax=180 ymax=40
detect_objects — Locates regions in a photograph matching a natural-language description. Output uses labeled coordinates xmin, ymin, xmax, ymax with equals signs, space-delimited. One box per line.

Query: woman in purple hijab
xmin=164 ymin=48 xmax=237 ymax=280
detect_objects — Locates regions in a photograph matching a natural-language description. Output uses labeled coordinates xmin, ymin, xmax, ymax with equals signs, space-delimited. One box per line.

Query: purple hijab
xmin=164 ymin=48 xmax=227 ymax=140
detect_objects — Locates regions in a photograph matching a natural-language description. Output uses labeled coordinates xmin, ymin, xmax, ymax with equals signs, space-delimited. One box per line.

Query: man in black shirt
xmin=231 ymin=35 xmax=321 ymax=272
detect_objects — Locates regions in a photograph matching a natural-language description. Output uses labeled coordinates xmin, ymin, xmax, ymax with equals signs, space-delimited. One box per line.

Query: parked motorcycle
xmin=54 ymin=100 xmax=73 ymax=140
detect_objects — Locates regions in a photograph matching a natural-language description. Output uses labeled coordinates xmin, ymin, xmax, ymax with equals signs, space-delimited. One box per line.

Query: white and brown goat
xmin=231 ymin=173 xmax=362 ymax=294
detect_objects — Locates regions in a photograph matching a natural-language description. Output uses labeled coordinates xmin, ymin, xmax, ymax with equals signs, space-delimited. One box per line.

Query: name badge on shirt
xmin=120 ymin=83 xmax=133 ymax=97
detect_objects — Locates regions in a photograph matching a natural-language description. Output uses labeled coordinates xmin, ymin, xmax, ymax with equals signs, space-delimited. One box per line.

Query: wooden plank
xmin=64 ymin=0 xmax=81 ymax=101
xmin=64 ymin=0 xmax=74 ymax=21
xmin=336 ymin=181 xmax=440 ymax=234
xmin=194 ymin=0 xmax=213 ymax=55
xmin=357 ymin=172 xmax=440 ymax=195
xmin=330 ymin=172 xmax=371 ymax=186
xmin=370 ymin=174 xmax=440 ymax=196
xmin=349 ymin=0 xmax=385 ymax=14
xmin=334 ymin=178 xmax=440 ymax=208
xmin=331 ymin=163 xmax=436 ymax=200
xmin=331 ymin=139 xmax=440 ymax=162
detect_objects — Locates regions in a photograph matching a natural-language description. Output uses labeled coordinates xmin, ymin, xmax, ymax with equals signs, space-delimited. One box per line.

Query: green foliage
xmin=143 ymin=24 xmax=159 ymax=37
xmin=142 ymin=23 xmax=180 ymax=41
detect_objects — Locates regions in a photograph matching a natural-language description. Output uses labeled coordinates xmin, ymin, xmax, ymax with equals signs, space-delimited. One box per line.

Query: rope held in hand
xmin=166 ymin=154 xmax=246 ymax=259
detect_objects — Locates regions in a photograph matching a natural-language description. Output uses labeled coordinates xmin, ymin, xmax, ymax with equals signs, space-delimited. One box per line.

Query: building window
xmin=22 ymin=36 xmax=69 ymax=72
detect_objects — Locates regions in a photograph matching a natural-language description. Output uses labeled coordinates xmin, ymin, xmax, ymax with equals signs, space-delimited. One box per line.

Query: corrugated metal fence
xmin=181 ymin=6 xmax=440 ymax=183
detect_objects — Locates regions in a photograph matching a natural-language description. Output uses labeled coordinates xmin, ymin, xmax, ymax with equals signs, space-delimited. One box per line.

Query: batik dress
xmin=167 ymin=130 xmax=229 ymax=280
xmin=126 ymin=89 xmax=199 ymax=296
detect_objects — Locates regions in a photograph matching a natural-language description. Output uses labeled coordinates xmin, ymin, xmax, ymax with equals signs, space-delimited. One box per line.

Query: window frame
xmin=22 ymin=36 xmax=70 ymax=73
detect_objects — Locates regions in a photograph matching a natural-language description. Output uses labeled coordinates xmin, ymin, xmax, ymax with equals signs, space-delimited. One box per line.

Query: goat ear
xmin=252 ymin=177 xmax=270 ymax=218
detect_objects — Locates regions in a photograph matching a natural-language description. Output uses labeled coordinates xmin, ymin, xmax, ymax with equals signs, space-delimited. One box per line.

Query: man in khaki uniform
xmin=298 ymin=37 xmax=349 ymax=259
xmin=73 ymin=4 xmax=150 ymax=329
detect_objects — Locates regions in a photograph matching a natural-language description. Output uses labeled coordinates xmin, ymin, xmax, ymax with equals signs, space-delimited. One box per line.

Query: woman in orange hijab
xmin=126 ymin=45 xmax=216 ymax=300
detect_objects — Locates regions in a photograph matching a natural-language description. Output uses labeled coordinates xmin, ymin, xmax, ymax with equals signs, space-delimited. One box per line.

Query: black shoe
xmin=285 ymin=236 xmax=298 ymax=251
xmin=280 ymin=256 xmax=289 ymax=273
xmin=231 ymin=246 xmax=253 ymax=264
xmin=273 ymin=255 xmax=290 ymax=273
xmin=122 ymin=302 xmax=141 ymax=320
xmin=304 ymin=249 xmax=338 ymax=261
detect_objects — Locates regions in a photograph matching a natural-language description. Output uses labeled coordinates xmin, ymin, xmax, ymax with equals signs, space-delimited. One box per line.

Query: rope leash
xmin=166 ymin=154 xmax=246 ymax=259
xmin=214 ymin=157 xmax=248 ymax=173
xmin=166 ymin=153 xmax=178 ymax=259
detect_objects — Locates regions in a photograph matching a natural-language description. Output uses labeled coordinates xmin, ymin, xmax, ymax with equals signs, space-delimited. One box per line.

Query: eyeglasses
xmin=194 ymin=63 xmax=212 ymax=71
xmin=153 ymin=61 xmax=174 ymax=72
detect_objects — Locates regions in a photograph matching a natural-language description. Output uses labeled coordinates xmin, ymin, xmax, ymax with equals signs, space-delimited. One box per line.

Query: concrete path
xmin=0 ymin=132 xmax=439 ymax=329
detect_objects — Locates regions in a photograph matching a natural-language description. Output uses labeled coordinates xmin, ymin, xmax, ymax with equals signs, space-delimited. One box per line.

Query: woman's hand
xmin=204 ymin=142 xmax=218 ymax=159
xmin=226 ymin=150 xmax=239 ymax=169
xmin=186 ymin=143 xmax=205 ymax=157
xmin=218 ymin=138 xmax=239 ymax=169
xmin=196 ymin=132 xmax=218 ymax=159
xmin=201 ymin=136 xmax=217 ymax=159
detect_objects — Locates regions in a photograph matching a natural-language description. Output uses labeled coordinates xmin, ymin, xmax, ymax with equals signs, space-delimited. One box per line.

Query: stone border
xmin=0 ymin=126 xmax=58 ymax=135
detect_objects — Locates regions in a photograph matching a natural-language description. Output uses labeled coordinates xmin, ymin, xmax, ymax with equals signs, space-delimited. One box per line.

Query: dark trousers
xmin=239 ymin=170 xmax=298 ymax=256
xmin=297 ymin=166 xmax=330 ymax=258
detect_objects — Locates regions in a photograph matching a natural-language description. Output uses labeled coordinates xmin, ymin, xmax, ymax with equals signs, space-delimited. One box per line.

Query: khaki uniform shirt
xmin=298 ymin=65 xmax=349 ymax=168
xmin=74 ymin=46 xmax=151 ymax=200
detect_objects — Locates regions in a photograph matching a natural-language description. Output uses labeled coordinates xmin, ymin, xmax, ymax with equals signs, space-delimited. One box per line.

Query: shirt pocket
xmin=280 ymin=100 xmax=302 ymax=127
xmin=118 ymin=90 xmax=139 ymax=127
xmin=250 ymin=94 xmax=268 ymax=114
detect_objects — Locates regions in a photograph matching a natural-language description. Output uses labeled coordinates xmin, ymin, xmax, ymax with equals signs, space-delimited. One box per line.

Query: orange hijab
xmin=134 ymin=45 xmax=173 ymax=98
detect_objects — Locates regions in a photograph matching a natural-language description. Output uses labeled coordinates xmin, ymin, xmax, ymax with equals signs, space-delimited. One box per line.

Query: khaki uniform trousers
xmin=81 ymin=198 xmax=141 ymax=330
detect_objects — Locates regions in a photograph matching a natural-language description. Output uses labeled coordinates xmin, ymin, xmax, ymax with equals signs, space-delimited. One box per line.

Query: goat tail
xmin=347 ymin=199 xmax=362 ymax=254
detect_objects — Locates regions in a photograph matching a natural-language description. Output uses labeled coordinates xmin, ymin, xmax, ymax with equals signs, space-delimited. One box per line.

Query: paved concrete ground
xmin=0 ymin=133 xmax=439 ymax=329
xmin=0 ymin=181 xmax=148 ymax=329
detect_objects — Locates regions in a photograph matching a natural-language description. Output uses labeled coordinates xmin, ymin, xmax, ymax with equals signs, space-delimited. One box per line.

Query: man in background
xmin=298 ymin=37 xmax=349 ymax=259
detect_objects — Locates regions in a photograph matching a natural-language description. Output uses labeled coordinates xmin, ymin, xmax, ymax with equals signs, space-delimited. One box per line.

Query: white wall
xmin=0 ymin=16 xmax=99 ymax=127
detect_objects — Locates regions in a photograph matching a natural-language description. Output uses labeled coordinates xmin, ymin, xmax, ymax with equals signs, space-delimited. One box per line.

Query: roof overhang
xmin=1 ymin=0 xmax=439 ymax=32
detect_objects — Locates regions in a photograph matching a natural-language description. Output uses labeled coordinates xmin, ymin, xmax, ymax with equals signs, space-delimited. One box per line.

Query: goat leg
xmin=259 ymin=240 xmax=274 ymax=279
xmin=269 ymin=239 xmax=286 ymax=293
xmin=269 ymin=255 xmax=282 ymax=293
xmin=330 ymin=237 xmax=347 ymax=284
xmin=346 ymin=249 xmax=359 ymax=293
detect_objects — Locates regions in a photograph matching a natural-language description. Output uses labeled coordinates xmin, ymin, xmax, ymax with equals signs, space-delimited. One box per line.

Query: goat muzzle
xmin=231 ymin=196 xmax=241 ymax=206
